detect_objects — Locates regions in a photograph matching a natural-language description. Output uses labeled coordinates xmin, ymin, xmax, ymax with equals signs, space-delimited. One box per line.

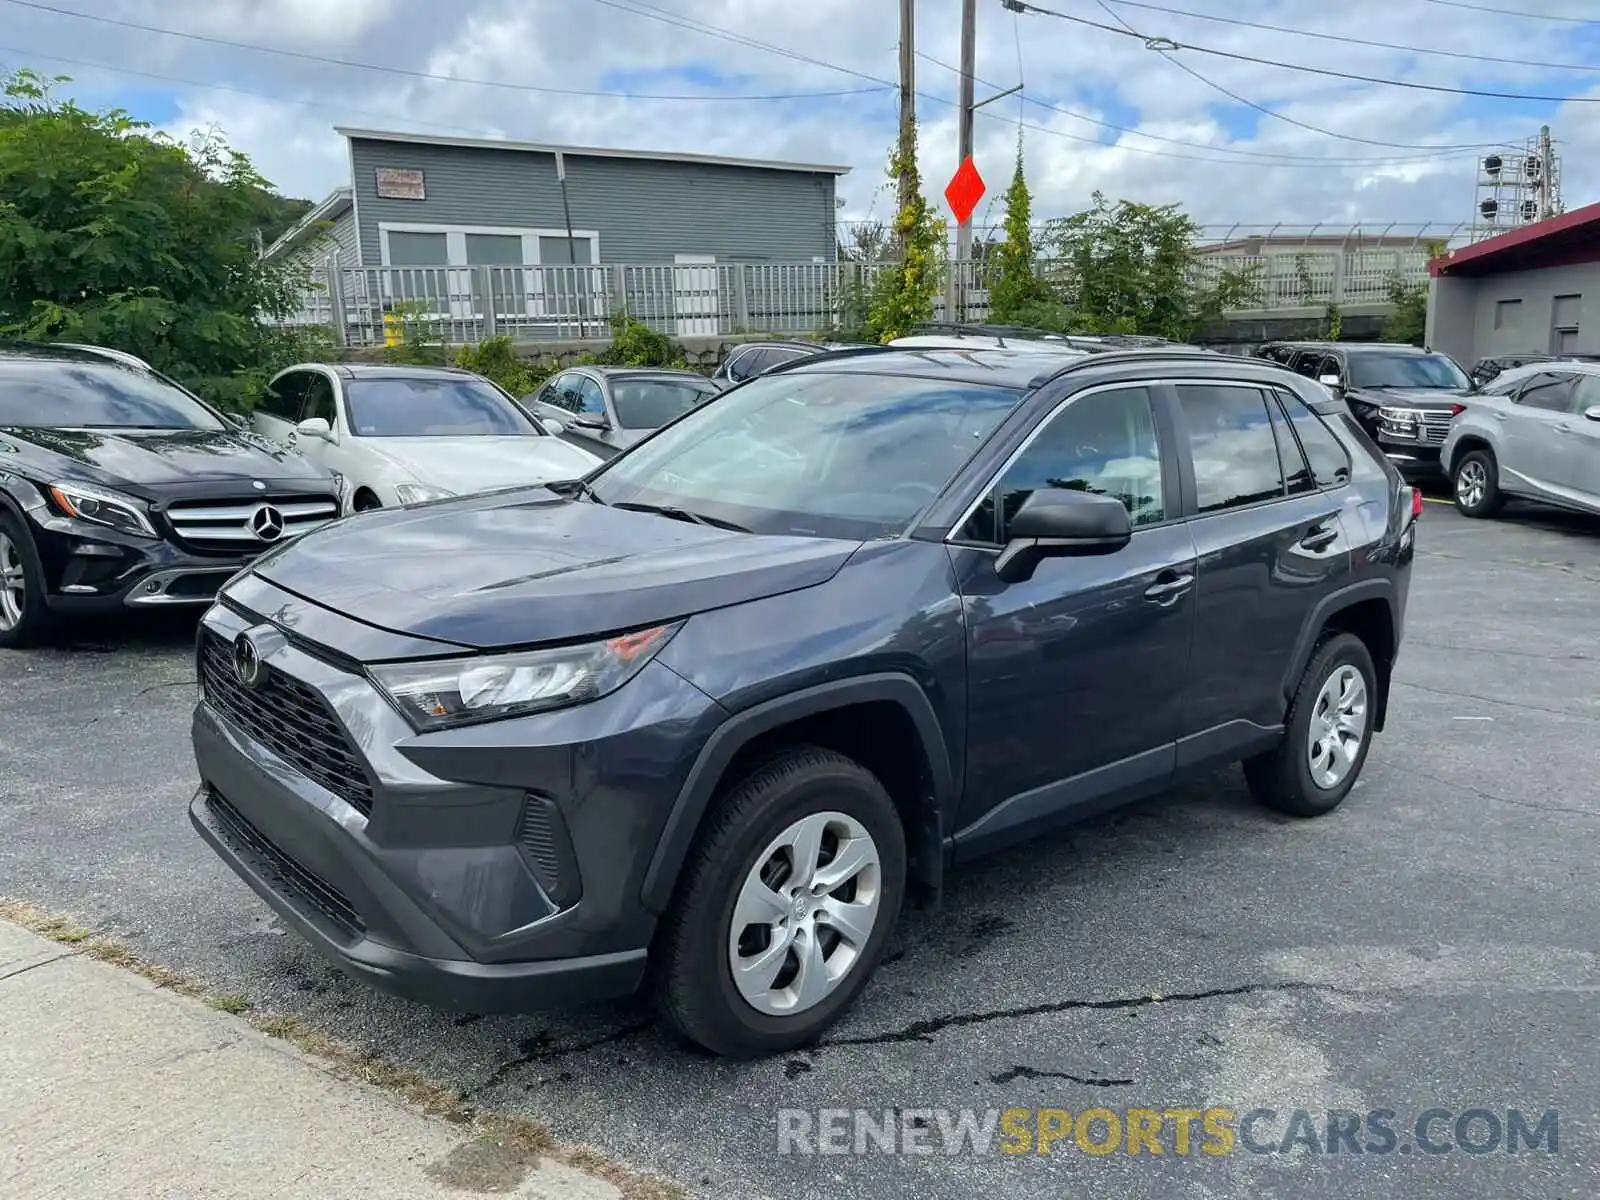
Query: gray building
xmin=1427 ymin=202 xmax=1600 ymax=366
xmin=268 ymin=127 xmax=848 ymax=271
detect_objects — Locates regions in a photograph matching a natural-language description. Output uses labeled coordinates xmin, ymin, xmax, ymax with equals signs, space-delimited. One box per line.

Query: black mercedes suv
xmin=0 ymin=344 xmax=340 ymax=646
xmin=190 ymin=346 xmax=1416 ymax=1056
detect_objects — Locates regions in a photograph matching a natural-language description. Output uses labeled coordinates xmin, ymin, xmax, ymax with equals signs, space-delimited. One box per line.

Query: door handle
xmin=1144 ymin=572 xmax=1194 ymax=604
xmin=1300 ymin=524 xmax=1339 ymax=552
xmin=1555 ymin=423 xmax=1572 ymax=434
xmin=1493 ymin=411 xmax=1508 ymax=421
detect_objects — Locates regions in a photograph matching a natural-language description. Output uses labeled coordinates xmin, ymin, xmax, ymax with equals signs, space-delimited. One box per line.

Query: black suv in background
xmin=0 ymin=344 xmax=340 ymax=646
xmin=1256 ymin=341 xmax=1472 ymax=473
xmin=191 ymin=346 xmax=1416 ymax=1057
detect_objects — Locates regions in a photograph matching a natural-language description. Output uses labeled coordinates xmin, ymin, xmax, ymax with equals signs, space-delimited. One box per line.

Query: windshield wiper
xmin=612 ymin=501 xmax=748 ymax=532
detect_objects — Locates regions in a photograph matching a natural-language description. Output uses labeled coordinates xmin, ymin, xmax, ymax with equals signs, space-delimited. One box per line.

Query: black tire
xmin=0 ymin=512 xmax=59 ymax=649
xmin=1452 ymin=448 xmax=1505 ymax=518
xmin=1245 ymin=632 xmax=1377 ymax=818
xmin=352 ymin=489 xmax=382 ymax=512
xmin=654 ymin=746 xmax=906 ymax=1058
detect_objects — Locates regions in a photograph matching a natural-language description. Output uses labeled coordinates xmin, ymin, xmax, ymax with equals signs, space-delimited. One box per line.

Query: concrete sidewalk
xmin=0 ymin=921 xmax=620 ymax=1200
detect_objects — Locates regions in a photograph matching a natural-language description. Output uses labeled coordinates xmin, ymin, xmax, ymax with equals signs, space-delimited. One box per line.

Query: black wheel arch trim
xmin=639 ymin=673 xmax=955 ymax=914
xmin=1282 ymin=578 xmax=1398 ymax=731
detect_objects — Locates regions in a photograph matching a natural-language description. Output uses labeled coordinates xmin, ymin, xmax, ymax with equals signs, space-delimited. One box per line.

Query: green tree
xmin=987 ymin=136 xmax=1056 ymax=325
xmin=1041 ymin=192 xmax=1259 ymax=340
xmin=0 ymin=70 xmax=311 ymax=406
xmin=866 ymin=127 xmax=945 ymax=342
xmin=1380 ymin=242 xmax=1441 ymax=347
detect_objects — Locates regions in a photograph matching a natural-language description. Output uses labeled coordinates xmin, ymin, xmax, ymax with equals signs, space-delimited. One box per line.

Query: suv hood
xmin=253 ymin=490 xmax=858 ymax=648
xmin=1353 ymin=386 xmax=1470 ymax=410
xmin=367 ymin=437 xmax=600 ymax=494
xmin=0 ymin=425 xmax=327 ymax=492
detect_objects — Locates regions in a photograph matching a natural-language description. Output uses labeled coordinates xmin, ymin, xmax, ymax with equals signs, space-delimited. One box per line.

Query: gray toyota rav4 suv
xmin=191 ymin=347 xmax=1417 ymax=1057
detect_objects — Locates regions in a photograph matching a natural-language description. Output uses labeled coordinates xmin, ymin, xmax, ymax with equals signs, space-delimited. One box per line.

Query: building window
xmin=1493 ymin=298 xmax=1521 ymax=330
xmin=1551 ymin=294 xmax=1581 ymax=353
xmin=378 ymin=224 xmax=601 ymax=267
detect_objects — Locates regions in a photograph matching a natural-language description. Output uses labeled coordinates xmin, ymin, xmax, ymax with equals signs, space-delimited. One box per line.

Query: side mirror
xmin=1585 ymin=406 xmax=1600 ymax=422
xmin=295 ymin=416 xmax=333 ymax=441
xmin=994 ymin=489 xmax=1132 ymax=583
xmin=540 ymin=416 xmax=566 ymax=436
xmin=225 ymin=412 xmax=249 ymax=431
xmin=572 ymin=413 xmax=610 ymax=430
xmin=1318 ymin=374 xmax=1343 ymax=390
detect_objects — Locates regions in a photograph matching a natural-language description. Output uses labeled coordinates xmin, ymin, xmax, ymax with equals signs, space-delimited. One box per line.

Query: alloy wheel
xmin=1456 ymin=459 xmax=1487 ymax=509
xmin=728 ymin=811 xmax=882 ymax=1016
xmin=0 ymin=533 xmax=25 ymax=632
xmin=1307 ymin=664 xmax=1368 ymax=789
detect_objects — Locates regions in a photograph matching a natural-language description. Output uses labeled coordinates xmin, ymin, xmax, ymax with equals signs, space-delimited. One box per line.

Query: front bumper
xmin=31 ymin=515 xmax=251 ymax=612
xmin=189 ymin=594 xmax=723 ymax=1012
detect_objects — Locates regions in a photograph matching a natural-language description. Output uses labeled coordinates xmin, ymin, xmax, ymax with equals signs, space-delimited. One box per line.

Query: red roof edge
xmin=1431 ymin=200 xmax=1600 ymax=276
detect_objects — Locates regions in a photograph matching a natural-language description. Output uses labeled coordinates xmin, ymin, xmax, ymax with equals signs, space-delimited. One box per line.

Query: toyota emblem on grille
xmin=233 ymin=630 xmax=265 ymax=689
xmin=249 ymin=503 xmax=285 ymax=542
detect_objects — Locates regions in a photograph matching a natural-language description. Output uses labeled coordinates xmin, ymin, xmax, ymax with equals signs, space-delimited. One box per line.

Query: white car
xmin=252 ymin=364 xmax=602 ymax=513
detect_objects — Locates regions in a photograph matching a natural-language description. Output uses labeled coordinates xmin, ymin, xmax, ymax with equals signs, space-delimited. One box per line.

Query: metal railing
xmin=282 ymin=249 xmax=1432 ymax=346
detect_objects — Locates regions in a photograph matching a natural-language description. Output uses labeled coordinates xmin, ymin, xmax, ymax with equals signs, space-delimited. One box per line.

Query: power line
xmin=1009 ymin=1 xmax=1600 ymax=103
xmin=0 ymin=0 xmax=887 ymax=102
xmin=1417 ymin=0 xmax=1597 ymax=21
xmin=1083 ymin=0 xmax=1480 ymax=152
xmin=0 ymin=43 xmax=505 ymax=138
xmin=915 ymin=49 xmax=1492 ymax=163
xmin=1097 ymin=0 xmax=1600 ymax=74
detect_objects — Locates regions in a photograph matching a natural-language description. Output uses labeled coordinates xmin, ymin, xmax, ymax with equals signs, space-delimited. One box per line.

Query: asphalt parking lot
xmin=3 ymin=496 xmax=1598 ymax=1200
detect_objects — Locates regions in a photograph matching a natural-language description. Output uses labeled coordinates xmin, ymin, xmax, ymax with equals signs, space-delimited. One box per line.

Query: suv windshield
xmin=612 ymin=378 xmax=717 ymax=430
xmin=591 ymin=372 xmax=1024 ymax=540
xmin=345 ymin=377 xmax=535 ymax=437
xmin=0 ymin=362 xmax=225 ymax=430
xmin=1349 ymin=353 xmax=1469 ymax=390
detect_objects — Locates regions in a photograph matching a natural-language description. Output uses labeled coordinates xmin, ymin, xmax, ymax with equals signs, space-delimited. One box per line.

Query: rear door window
xmin=1175 ymin=383 xmax=1289 ymax=513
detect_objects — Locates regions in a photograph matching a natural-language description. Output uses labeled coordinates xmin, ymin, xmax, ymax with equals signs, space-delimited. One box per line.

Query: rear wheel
xmin=1245 ymin=633 xmax=1376 ymax=817
xmin=0 ymin=515 xmax=58 ymax=648
xmin=655 ymin=746 xmax=906 ymax=1057
xmin=1452 ymin=449 xmax=1504 ymax=518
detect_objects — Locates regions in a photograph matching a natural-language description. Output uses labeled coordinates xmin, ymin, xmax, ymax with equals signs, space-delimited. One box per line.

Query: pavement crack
xmin=0 ymin=952 xmax=70 ymax=983
xmin=469 ymin=1021 xmax=652 ymax=1097
xmin=989 ymin=1065 xmax=1133 ymax=1087
xmin=823 ymin=980 xmax=1356 ymax=1048
xmin=1404 ymin=639 xmax=1592 ymax=664
xmin=1379 ymin=762 xmax=1598 ymax=820
xmin=1416 ymin=549 xmax=1600 ymax=584
xmin=1393 ymin=679 xmax=1600 ymax=723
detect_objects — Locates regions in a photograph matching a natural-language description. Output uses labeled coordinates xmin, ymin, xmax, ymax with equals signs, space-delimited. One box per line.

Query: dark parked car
xmin=523 ymin=366 xmax=719 ymax=458
xmin=0 ymin=344 xmax=340 ymax=647
xmin=1268 ymin=343 xmax=1472 ymax=473
xmin=190 ymin=346 xmax=1416 ymax=1056
xmin=711 ymin=340 xmax=833 ymax=389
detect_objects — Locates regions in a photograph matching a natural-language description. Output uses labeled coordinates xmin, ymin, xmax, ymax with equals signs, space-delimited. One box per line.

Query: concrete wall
xmin=348 ymin=138 xmax=839 ymax=269
xmin=1428 ymin=261 xmax=1600 ymax=364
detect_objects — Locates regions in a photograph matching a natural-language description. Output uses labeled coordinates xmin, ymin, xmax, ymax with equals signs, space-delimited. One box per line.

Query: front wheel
xmin=1245 ymin=632 xmax=1377 ymax=817
xmin=654 ymin=747 xmax=906 ymax=1057
xmin=0 ymin=515 xmax=58 ymax=648
xmin=1452 ymin=449 xmax=1505 ymax=518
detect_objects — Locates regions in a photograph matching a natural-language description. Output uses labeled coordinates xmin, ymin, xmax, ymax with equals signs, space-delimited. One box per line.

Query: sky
xmin=4 ymin=0 xmax=1600 ymax=241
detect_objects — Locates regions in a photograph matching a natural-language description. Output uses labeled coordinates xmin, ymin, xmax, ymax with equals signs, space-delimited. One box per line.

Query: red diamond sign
xmin=944 ymin=155 xmax=986 ymax=226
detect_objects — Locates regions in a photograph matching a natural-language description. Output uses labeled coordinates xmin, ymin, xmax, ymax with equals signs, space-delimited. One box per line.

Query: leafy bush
xmin=594 ymin=311 xmax=687 ymax=368
xmin=453 ymin=336 xmax=553 ymax=397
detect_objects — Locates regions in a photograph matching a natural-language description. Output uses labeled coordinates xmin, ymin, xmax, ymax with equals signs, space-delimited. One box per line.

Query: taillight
xmin=1410 ymin=487 xmax=1424 ymax=521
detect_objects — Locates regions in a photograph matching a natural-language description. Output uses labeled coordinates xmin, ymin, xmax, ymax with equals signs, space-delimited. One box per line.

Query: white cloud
xmin=15 ymin=0 xmax=1598 ymax=239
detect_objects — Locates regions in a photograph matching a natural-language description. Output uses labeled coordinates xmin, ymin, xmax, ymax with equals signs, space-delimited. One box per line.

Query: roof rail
xmin=761 ymin=343 xmax=897 ymax=374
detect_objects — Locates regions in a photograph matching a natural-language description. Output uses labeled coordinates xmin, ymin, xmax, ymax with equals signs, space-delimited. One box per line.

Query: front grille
xmin=166 ymin=495 xmax=339 ymax=553
xmin=205 ymin=790 xmax=364 ymax=936
xmin=1420 ymin=412 xmax=1455 ymax=444
xmin=200 ymin=631 xmax=375 ymax=817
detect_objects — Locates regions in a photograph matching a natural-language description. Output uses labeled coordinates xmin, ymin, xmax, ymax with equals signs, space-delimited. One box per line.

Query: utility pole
xmin=897 ymin=0 xmax=917 ymax=256
xmin=952 ymin=0 xmax=977 ymax=321
xmin=1537 ymin=125 xmax=1555 ymax=221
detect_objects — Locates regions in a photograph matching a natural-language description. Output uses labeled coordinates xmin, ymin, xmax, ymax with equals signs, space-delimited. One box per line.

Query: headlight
xmin=47 ymin=481 xmax=157 ymax=537
xmin=369 ymin=622 xmax=683 ymax=731
xmin=1378 ymin=406 xmax=1419 ymax=423
xmin=395 ymin=482 xmax=456 ymax=505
